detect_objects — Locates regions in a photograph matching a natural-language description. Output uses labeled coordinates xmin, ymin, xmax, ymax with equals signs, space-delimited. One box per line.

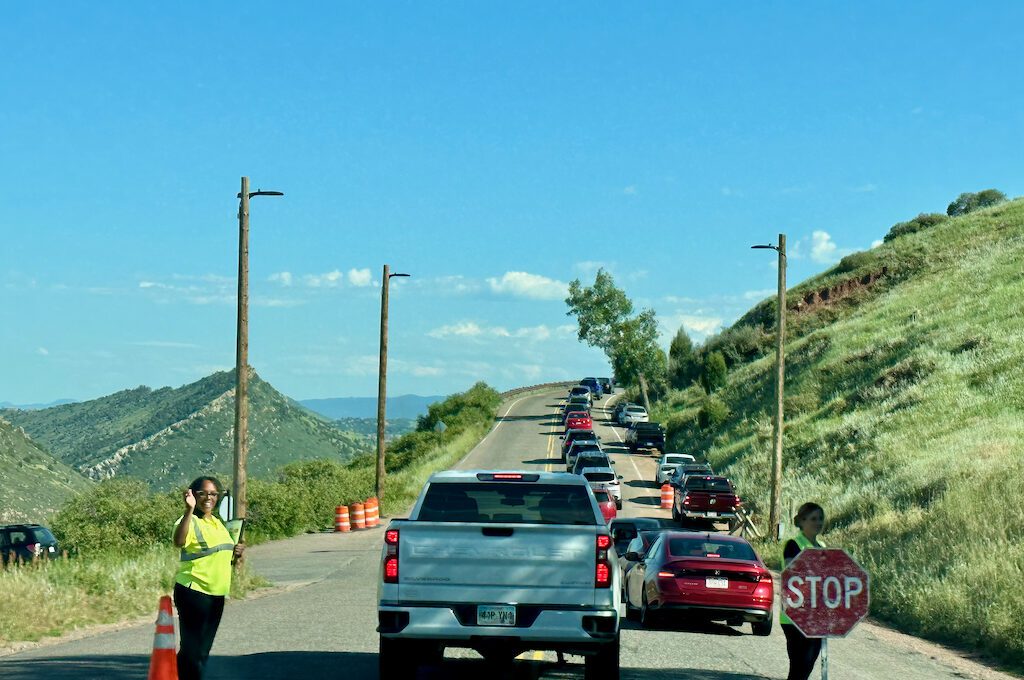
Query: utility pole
xmin=376 ymin=265 xmax=410 ymax=500
xmin=232 ymin=178 xmax=283 ymax=527
xmin=752 ymin=234 xmax=787 ymax=540
xmin=233 ymin=177 xmax=250 ymax=524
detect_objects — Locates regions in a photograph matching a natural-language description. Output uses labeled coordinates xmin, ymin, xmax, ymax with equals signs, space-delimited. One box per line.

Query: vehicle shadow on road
xmin=520 ymin=458 xmax=563 ymax=465
xmin=423 ymin=657 xmax=772 ymax=679
xmin=623 ymin=479 xmax=658 ymax=489
xmin=628 ymin=495 xmax=663 ymax=506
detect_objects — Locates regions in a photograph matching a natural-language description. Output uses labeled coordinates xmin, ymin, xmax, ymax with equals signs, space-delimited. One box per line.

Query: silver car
xmin=619 ymin=405 xmax=649 ymax=426
xmin=581 ymin=466 xmax=622 ymax=508
xmin=655 ymin=453 xmax=697 ymax=485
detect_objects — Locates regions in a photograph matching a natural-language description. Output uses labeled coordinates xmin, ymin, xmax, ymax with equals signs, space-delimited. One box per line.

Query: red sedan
xmin=564 ymin=411 xmax=592 ymax=431
xmin=623 ymin=531 xmax=773 ymax=635
xmin=593 ymin=490 xmax=617 ymax=523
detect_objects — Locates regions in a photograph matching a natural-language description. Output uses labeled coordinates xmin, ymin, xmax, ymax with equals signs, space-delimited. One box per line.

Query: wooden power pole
xmin=375 ymin=264 xmax=391 ymax=500
xmin=769 ymin=233 xmax=787 ymax=540
xmin=233 ymin=177 xmax=251 ymax=522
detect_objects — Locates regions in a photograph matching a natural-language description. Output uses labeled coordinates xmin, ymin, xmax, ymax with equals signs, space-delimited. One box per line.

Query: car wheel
xmin=615 ymin=499 xmax=622 ymax=510
xmin=584 ymin=636 xmax=620 ymax=680
xmin=751 ymin=614 xmax=773 ymax=637
xmin=640 ymin=591 xmax=658 ymax=628
xmin=378 ymin=636 xmax=418 ymax=679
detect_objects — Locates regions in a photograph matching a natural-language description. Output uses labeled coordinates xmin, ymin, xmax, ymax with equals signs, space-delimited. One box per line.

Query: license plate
xmin=706 ymin=511 xmax=718 ymax=518
xmin=706 ymin=577 xmax=729 ymax=589
xmin=47 ymin=546 xmax=56 ymax=553
xmin=477 ymin=605 xmax=516 ymax=626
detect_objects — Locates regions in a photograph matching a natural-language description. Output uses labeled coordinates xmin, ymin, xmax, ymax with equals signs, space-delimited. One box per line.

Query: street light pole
xmin=752 ymin=234 xmax=787 ymax=540
xmin=232 ymin=177 xmax=283 ymax=526
xmin=376 ymin=265 xmax=410 ymax=500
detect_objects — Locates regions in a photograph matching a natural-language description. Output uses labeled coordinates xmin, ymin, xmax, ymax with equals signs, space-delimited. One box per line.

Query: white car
xmin=581 ymin=466 xmax=623 ymax=509
xmin=655 ymin=453 xmax=697 ymax=485
xmin=618 ymin=405 xmax=649 ymax=426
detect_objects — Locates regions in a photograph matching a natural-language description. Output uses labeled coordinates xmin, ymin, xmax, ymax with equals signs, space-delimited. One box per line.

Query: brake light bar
xmin=476 ymin=473 xmax=540 ymax=482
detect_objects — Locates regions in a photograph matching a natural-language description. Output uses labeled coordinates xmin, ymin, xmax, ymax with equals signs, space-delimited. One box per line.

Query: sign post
xmin=782 ymin=549 xmax=870 ymax=679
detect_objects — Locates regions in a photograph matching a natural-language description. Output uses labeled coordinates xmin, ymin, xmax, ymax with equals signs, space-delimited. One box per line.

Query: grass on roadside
xmin=0 ymin=546 xmax=269 ymax=646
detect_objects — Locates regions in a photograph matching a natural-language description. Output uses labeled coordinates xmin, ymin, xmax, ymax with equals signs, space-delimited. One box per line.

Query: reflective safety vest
xmin=779 ymin=532 xmax=826 ymax=626
xmin=175 ymin=515 xmax=235 ymax=596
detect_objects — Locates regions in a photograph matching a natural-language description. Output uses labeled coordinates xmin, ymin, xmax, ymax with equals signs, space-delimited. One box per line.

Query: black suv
xmin=1 ymin=524 xmax=60 ymax=565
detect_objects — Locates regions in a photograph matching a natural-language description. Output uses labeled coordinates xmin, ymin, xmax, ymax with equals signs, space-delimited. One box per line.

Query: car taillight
xmin=595 ymin=535 xmax=612 ymax=588
xmin=683 ymin=497 xmax=690 ymax=505
xmin=657 ymin=571 xmax=675 ymax=578
xmin=383 ymin=529 xmax=399 ymax=584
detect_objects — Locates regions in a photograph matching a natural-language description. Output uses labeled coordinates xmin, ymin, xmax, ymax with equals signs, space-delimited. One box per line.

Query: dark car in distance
xmin=1 ymin=524 xmax=60 ymax=566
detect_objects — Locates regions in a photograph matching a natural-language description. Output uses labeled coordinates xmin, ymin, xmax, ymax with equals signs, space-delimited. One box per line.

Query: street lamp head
xmin=389 ymin=273 xmax=411 ymax=279
xmin=751 ymin=244 xmax=778 ymax=251
xmin=237 ymin=190 xmax=285 ymax=199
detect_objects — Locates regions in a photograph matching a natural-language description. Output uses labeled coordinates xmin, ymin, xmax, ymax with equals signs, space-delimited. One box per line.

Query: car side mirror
xmin=617 ymin=475 xmax=624 ymax=480
xmin=625 ymin=551 xmax=640 ymax=562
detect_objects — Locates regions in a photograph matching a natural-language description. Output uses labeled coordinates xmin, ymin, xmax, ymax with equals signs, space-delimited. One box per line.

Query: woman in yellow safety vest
xmin=780 ymin=502 xmax=825 ymax=680
xmin=172 ymin=476 xmax=245 ymax=680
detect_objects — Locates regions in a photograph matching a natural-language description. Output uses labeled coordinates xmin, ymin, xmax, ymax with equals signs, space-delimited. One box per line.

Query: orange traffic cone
xmin=148 ymin=595 xmax=178 ymax=680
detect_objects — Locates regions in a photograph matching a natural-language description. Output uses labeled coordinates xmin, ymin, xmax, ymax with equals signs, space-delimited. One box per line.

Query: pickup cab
xmin=377 ymin=470 xmax=621 ymax=679
xmin=625 ymin=422 xmax=665 ymax=453
xmin=674 ymin=475 xmax=741 ymax=524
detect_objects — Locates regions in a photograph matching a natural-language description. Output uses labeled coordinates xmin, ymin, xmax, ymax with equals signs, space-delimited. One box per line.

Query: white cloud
xmin=347 ymin=268 xmax=372 ymax=287
xmin=486 ymin=271 xmax=568 ymax=301
xmin=743 ymin=288 xmax=777 ymax=301
xmin=428 ymin=321 xmax=489 ymax=339
xmin=623 ymin=185 xmax=638 ymax=195
xmin=427 ymin=321 xmax=561 ymax=343
xmin=575 ymin=261 xmax=610 ymax=277
xmin=871 ymin=239 xmax=884 ymax=249
xmin=269 ymin=272 xmax=293 ymax=287
xmin=303 ymin=270 xmax=344 ymax=288
xmin=810 ymin=230 xmax=839 ymax=263
xmin=659 ymin=313 xmax=723 ymax=342
xmin=341 ymin=355 xmax=380 ymax=376
xmin=254 ymin=297 xmax=306 ymax=308
xmin=37 ymin=347 xmax=49 ymax=356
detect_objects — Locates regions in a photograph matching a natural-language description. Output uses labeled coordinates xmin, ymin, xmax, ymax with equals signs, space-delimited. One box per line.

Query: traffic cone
xmin=148 ymin=595 xmax=178 ymax=680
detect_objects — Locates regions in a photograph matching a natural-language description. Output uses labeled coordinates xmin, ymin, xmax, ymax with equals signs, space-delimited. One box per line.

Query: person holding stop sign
xmin=780 ymin=502 xmax=826 ymax=680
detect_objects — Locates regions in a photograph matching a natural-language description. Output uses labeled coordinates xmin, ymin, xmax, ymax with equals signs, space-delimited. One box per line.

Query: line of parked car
xmin=559 ymin=379 xmax=622 ymax=518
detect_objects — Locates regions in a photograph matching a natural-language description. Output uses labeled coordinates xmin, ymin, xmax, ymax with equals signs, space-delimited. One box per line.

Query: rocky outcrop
xmin=793 ymin=267 xmax=888 ymax=313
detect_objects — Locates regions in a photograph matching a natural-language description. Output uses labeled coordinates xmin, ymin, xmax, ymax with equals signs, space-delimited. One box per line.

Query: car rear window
xmin=584 ymin=472 xmax=616 ymax=483
xmin=684 ymin=477 xmax=733 ymax=492
xmin=418 ymin=482 xmax=597 ymax=525
xmin=626 ymin=407 xmax=646 ymax=414
xmin=575 ymin=456 xmax=609 ymax=469
xmin=668 ymin=538 xmax=756 ymax=561
xmin=593 ymin=490 xmax=611 ymax=503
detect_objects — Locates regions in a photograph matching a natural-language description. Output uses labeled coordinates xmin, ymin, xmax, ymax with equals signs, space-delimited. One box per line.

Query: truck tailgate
xmin=397 ymin=522 xmax=598 ymax=606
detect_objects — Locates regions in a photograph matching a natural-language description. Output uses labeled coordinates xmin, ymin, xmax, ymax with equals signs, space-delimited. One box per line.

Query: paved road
xmin=0 ymin=388 xmax=1012 ymax=679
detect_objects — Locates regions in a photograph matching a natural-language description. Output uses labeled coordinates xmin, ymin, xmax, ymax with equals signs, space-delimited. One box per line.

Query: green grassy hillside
xmin=2 ymin=370 xmax=372 ymax=491
xmin=651 ymin=198 xmax=1024 ymax=666
xmin=0 ymin=419 xmax=92 ymax=522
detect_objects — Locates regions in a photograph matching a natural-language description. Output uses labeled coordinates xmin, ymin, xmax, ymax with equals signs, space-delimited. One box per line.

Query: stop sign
xmin=782 ymin=548 xmax=870 ymax=637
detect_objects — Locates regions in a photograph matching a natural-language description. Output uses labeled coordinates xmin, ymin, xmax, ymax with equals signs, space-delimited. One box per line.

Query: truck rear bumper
xmin=683 ymin=510 xmax=737 ymax=519
xmin=378 ymin=603 xmax=618 ymax=649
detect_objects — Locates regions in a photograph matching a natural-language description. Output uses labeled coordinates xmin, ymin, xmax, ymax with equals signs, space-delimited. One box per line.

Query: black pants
xmin=782 ymin=623 xmax=822 ymax=680
xmin=174 ymin=582 xmax=225 ymax=680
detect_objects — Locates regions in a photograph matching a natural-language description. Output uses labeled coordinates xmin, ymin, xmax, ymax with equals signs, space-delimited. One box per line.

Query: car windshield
xmin=419 ymin=483 xmax=597 ymax=525
xmin=685 ymin=477 xmax=733 ymax=492
xmin=668 ymin=538 xmax=756 ymax=561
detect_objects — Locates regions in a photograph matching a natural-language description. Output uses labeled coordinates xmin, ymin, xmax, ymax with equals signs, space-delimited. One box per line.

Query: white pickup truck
xmin=376 ymin=470 xmax=621 ymax=679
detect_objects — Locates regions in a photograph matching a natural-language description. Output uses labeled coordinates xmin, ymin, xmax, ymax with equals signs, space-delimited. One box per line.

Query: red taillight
xmin=595 ymin=535 xmax=612 ymax=588
xmin=683 ymin=497 xmax=690 ymax=505
xmin=657 ymin=571 xmax=675 ymax=578
xmin=383 ymin=529 xmax=399 ymax=583
xmin=493 ymin=473 xmax=523 ymax=480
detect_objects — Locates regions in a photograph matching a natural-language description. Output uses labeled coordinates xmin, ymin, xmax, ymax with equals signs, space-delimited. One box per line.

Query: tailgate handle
xmin=482 ymin=527 xmax=514 ymax=537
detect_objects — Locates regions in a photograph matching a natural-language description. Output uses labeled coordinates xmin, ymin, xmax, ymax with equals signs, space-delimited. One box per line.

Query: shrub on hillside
xmin=247 ymin=478 xmax=308 ymax=540
xmin=834 ymin=250 xmax=876 ymax=273
xmin=417 ymin=382 xmax=501 ymax=434
xmin=884 ymin=213 xmax=948 ymax=242
xmin=947 ymin=189 xmax=1007 ymax=217
xmin=277 ymin=459 xmax=374 ymax=530
xmin=700 ymin=351 xmax=728 ymax=393
xmin=50 ymin=478 xmax=180 ymax=556
xmin=697 ymin=395 xmax=730 ymax=430
xmin=701 ymin=325 xmax=770 ymax=367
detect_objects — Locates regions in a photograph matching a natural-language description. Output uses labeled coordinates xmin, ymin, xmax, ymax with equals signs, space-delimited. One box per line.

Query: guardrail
xmin=500 ymin=381 xmax=577 ymax=399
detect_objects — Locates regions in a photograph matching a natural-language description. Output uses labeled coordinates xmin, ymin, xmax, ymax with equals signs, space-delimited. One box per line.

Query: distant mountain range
xmin=300 ymin=394 xmax=445 ymax=419
xmin=0 ymin=398 xmax=78 ymax=410
xmin=1 ymin=369 xmax=373 ymax=496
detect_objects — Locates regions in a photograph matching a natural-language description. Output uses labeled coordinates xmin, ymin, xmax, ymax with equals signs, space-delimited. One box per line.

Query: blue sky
xmin=3 ymin=2 xmax=1022 ymax=403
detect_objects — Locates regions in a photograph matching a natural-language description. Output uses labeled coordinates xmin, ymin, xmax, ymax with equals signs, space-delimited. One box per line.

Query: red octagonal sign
xmin=782 ymin=548 xmax=870 ymax=637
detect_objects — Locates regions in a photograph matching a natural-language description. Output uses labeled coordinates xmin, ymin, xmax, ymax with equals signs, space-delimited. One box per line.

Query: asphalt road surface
xmin=0 ymin=388 xmax=1013 ymax=680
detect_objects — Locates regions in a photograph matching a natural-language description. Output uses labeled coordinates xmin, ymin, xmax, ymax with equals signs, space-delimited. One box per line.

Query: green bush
xmin=50 ymin=478 xmax=180 ymax=556
xmin=277 ymin=459 xmax=375 ymax=531
xmin=947 ymin=189 xmax=1007 ymax=217
xmin=884 ymin=213 xmax=948 ymax=242
xmin=697 ymin=395 xmax=730 ymax=430
xmin=417 ymin=382 xmax=501 ymax=435
xmin=246 ymin=478 xmax=308 ymax=540
xmin=701 ymin=325 xmax=770 ymax=367
xmin=700 ymin=351 xmax=728 ymax=393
